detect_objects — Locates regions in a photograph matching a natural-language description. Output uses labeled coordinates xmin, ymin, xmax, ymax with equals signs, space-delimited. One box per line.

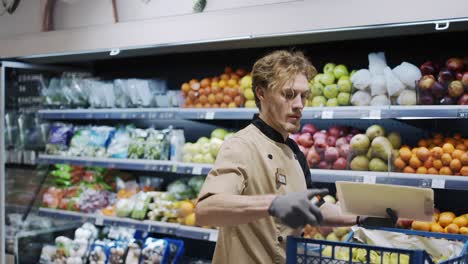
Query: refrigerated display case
xmin=2 ymin=18 xmax=468 ymax=264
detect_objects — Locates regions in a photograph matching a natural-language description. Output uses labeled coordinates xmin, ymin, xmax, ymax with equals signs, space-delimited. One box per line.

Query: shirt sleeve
xmin=197 ymin=137 xmax=250 ymax=202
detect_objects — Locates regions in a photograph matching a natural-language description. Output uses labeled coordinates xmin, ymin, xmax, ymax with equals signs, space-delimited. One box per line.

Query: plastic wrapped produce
xmin=124 ymin=241 xmax=142 ymax=264
xmin=68 ymin=127 xmax=92 ymax=157
xmin=113 ymin=79 xmax=131 ymax=108
xmin=60 ymin=73 xmax=91 ymax=108
xmin=88 ymin=241 xmax=109 ymax=264
xmin=370 ymin=95 xmax=391 ymax=106
xmin=140 ymin=238 xmax=169 ymax=264
xmin=88 ymin=81 xmax=116 ymax=108
xmin=116 ymin=198 xmax=135 ymax=218
xmin=130 ymin=192 xmax=151 ymax=220
xmin=188 ymin=176 xmax=205 ymax=196
xmin=108 ymin=241 xmax=127 ymax=264
xmin=164 ymin=238 xmax=185 ymax=264
xmin=55 ymin=236 xmax=73 ymax=258
xmin=397 ymin=89 xmax=417 ymax=105
xmin=46 ymin=123 xmax=74 ymax=155
xmin=88 ymin=126 xmax=115 ymax=157
xmin=392 ymin=62 xmax=421 ymax=88
xmin=126 ymin=79 xmax=154 ymax=107
xmin=42 ymin=78 xmax=70 ymax=108
xmin=78 ymin=189 xmax=115 ymax=213
xmin=370 ymin=75 xmax=387 ymax=96
xmin=39 ymin=245 xmax=57 ymax=264
xmin=144 ymin=128 xmax=171 ymax=160
xmin=384 ymin=67 xmax=406 ymax=97
xmin=107 ymin=127 xmax=131 ymax=158
xmin=351 ymin=91 xmax=372 ymax=106
xmin=350 ymin=69 xmax=372 ymax=90
xmin=128 ymin=128 xmax=148 ymax=159
xmin=368 ymin=52 xmax=387 ymax=76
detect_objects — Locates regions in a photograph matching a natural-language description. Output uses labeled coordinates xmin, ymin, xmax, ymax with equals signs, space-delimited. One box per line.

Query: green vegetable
xmin=188 ymin=176 xmax=205 ymax=195
xmin=167 ymin=180 xmax=195 ymax=200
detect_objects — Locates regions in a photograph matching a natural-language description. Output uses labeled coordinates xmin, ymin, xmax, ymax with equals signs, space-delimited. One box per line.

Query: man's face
xmin=259 ymin=74 xmax=309 ymax=136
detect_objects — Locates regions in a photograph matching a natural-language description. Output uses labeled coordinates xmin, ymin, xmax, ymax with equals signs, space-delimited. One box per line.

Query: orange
xmin=433 ymin=137 xmax=443 ymax=146
xmin=427 ymin=168 xmax=439 ymax=175
xmin=430 ymin=222 xmax=444 ymax=233
xmin=416 ymin=167 xmax=428 ymax=174
xmin=394 ymin=158 xmax=406 ymax=170
xmin=424 ymin=156 xmax=434 ymax=169
xmin=455 ymin=144 xmax=467 ymax=151
xmin=409 ymin=155 xmax=422 ymax=169
xmin=418 ymin=139 xmax=428 ymax=147
xmin=442 ymin=143 xmax=455 ymax=154
xmin=454 ymin=133 xmax=462 ymax=140
xmin=450 ymin=159 xmax=462 ymax=172
xmin=441 ymin=153 xmax=452 ymax=166
xmin=199 ymin=95 xmax=208 ymax=104
xmin=434 ymin=212 xmax=440 ymax=222
xmin=403 ymin=166 xmax=416 ymax=173
xmin=400 ymin=145 xmax=411 ymax=150
xmin=412 ymin=148 xmax=419 ymax=155
xmin=461 ymin=166 xmax=468 ymax=176
xmin=445 ymin=138 xmax=457 ymax=146
xmin=439 ymin=166 xmax=452 ymax=176
xmin=433 ymin=159 xmax=443 ymax=170
xmin=461 ymin=152 xmax=468 ymax=166
xmin=439 ymin=212 xmax=456 ymax=227
xmin=453 ymin=216 xmax=468 ymax=227
xmin=452 ymin=149 xmax=465 ymax=160
xmin=416 ymin=147 xmax=430 ymax=161
xmin=399 ymin=148 xmax=412 ymax=162
xmin=434 ymin=133 xmax=444 ymax=139
xmin=461 ymin=227 xmax=468 ymax=235
xmin=445 ymin=223 xmax=459 ymax=234
xmin=218 ymin=80 xmax=227 ymax=89
xmin=181 ymin=83 xmax=190 ymax=93
xmin=464 ymin=139 xmax=468 ymax=148
xmin=430 ymin=147 xmax=443 ymax=159
xmin=411 ymin=221 xmax=431 ymax=232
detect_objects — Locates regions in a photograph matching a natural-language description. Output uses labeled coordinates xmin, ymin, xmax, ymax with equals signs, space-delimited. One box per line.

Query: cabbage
xmin=370 ymin=75 xmax=387 ymax=96
xmin=371 ymin=95 xmax=391 ymax=106
xmin=350 ymin=69 xmax=372 ymax=90
xmin=392 ymin=62 xmax=421 ymax=89
xmin=397 ymin=89 xmax=417 ymax=105
xmin=351 ymin=91 xmax=372 ymax=106
xmin=368 ymin=52 xmax=388 ymax=76
xmin=384 ymin=67 xmax=405 ymax=97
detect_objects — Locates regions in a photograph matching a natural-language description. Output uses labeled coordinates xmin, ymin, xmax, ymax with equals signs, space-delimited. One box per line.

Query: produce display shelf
xmin=310 ymin=169 xmax=468 ymax=190
xmin=37 ymin=208 xmax=218 ymax=242
xmin=37 ymin=105 xmax=468 ymax=120
xmin=37 ymin=155 xmax=212 ymax=175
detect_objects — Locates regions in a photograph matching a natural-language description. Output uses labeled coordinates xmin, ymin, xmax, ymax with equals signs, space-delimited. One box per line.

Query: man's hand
xmin=268 ymin=189 xmax=329 ymax=229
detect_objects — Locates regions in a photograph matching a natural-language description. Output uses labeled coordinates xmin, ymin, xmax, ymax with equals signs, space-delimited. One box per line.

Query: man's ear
xmin=256 ymin=87 xmax=265 ymax=102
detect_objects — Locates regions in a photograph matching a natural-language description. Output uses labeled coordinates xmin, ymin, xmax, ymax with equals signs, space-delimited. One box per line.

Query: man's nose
xmin=292 ymin=94 xmax=304 ymax=109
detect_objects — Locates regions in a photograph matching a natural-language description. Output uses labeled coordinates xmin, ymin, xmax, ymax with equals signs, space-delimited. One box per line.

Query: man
xmin=195 ymin=50 xmax=390 ymax=263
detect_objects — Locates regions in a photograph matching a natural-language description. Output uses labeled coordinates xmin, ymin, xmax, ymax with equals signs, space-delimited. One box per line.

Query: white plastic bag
xmin=397 ymin=89 xmax=417 ymax=105
xmin=368 ymin=52 xmax=387 ymax=76
xmin=351 ymin=91 xmax=372 ymax=106
xmin=392 ymin=62 xmax=422 ymax=89
xmin=370 ymin=75 xmax=387 ymax=96
xmin=384 ymin=67 xmax=406 ymax=97
xmin=370 ymin=95 xmax=390 ymax=106
xmin=350 ymin=69 xmax=372 ymax=90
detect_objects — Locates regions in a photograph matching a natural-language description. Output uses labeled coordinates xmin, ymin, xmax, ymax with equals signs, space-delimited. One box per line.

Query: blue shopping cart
xmin=286 ymin=228 xmax=468 ymax=264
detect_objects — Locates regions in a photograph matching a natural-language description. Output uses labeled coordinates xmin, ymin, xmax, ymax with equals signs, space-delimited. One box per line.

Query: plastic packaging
xmin=46 ymin=123 xmax=74 ymax=155
xmin=350 ymin=69 xmax=372 ymax=90
xmin=368 ymin=52 xmax=388 ymax=76
xmin=164 ymin=238 xmax=185 ymax=264
xmin=39 ymin=245 xmax=57 ymax=264
xmin=392 ymin=62 xmax=421 ymax=88
xmin=370 ymin=95 xmax=391 ymax=106
xmin=369 ymin=75 xmax=387 ymax=96
xmin=384 ymin=67 xmax=406 ymax=97
xmin=144 ymin=129 xmax=171 ymax=160
xmin=116 ymin=198 xmax=135 ymax=218
xmin=128 ymin=129 xmax=148 ymax=159
xmin=351 ymin=91 xmax=372 ymax=106
xmin=88 ymin=240 xmax=110 ymax=264
xmin=107 ymin=127 xmax=131 ymax=158
xmin=108 ymin=241 xmax=127 ymax=264
xmin=140 ymin=238 xmax=169 ymax=264
xmin=130 ymin=192 xmax=151 ymax=220
xmin=124 ymin=240 xmax=142 ymax=264
xmin=170 ymin=129 xmax=185 ymax=162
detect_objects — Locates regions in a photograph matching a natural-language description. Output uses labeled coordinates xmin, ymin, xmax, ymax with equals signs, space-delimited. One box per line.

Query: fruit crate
xmin=286 ymin=228 xmax=468 ymax=264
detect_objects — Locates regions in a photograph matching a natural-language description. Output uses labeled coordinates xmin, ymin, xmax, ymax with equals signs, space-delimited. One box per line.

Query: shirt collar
xmin=252 ymin=114 xmax=287 ymax=144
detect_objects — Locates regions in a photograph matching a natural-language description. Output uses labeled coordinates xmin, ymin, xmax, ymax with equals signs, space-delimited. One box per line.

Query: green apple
xmin=323 ymin=84 xmax=339 ymax=99
xmin=320 ymin=72 xmax=335 ymax=85
xmin=337 ymin=92 xmax=351 ymax=106
xmin=323 ymin=63 xmax=336 ymax=74
xmin=311 ymin=96 xmax=327 ymax=107
xmin=244 ymin=100 xmax=256 ymax=108
xmin=243 ymin=89 xmax=255 ymax=100
xmin=313 ymin=73 xmax=324 ymax=83
xmin=197 ymin=137 xmax=210 ymax=145
xmin=239 ymin=75 xmax=252 ymax=90
xmin=310 ymin=82 xmax=324 ymax=97
xmin=333 ymin=64 xmax=349 ymax=79
xmin=337 ymin=78 xmax=352 ymax=93
xmin=326 ymin=98 xmax=338 ymax=107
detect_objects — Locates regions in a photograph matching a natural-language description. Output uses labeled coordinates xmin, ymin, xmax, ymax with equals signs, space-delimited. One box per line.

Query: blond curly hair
xmin=252 ymin=50 xmax=317 ymax=109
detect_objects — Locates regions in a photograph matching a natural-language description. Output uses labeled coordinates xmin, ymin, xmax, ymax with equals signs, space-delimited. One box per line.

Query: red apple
xmin=306 ymin=148 xmax=321 ymax=167
xmin=328 ymin=126 xmax=341 ymax=138
xmin=299 ymin=145 xmax=309 ymax=157
xmin=418 ymin=75 xmax=435 ymax=90
xmin=313 ymin=131 xmax=327 ymax=141
xmin=446 ymin=57 xmax=464 ymax=72
xmin=458 ymin=93 xmax=468 ymax=105
xmin=338 ymin=144 xmax=351 ymax=159
xmin=345 ymin=134 xmax=354 ymax=142
xmin=397 ymin=219 xmax=413 ymax=229
xmin=335 ymin=137 xmax=348 ymax=148
xmin=289 ymin=133 xmax=300 ymax=142
xmin=420 ymin=61 xmax=437 ymax=75
xmin=332 ymin=157 xmax=347 ymax=170
xmin=301 ymin=124 xmax=318 ymax=135
xmin=438 ymin=68 xmax=454 ymax=85
xmin=314 ymin=137 xmax=327 ymax=153
xmin=462 ymin=72 xmax=468 ymax=86
xmin=297 ymin=133 xmax=314 ymax=148
xmin=448 ymin=80 xmax=464 ymax=98
xmin=324 ymin=147 xmax=339 ymax=162
xmin=431 ymin=81 xmax=446 ymax=99
xmin=456 ymin=72 xmax=463 ymax=81
xmin=326 ymin=136 xmax=337 ymax=147
xmin=318 ymin=160 xmax=332 ymax=170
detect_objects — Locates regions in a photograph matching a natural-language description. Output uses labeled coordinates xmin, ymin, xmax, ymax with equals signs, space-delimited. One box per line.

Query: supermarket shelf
xmin=37 ymin=208 xmax=218 ymax=242
xmin=37 ymin=105 xmax=468 ymax=120
xmin=37 ymin=155 xmax=213 ymax=175
xmin=310 ymin=169 xmax=468 ymax=190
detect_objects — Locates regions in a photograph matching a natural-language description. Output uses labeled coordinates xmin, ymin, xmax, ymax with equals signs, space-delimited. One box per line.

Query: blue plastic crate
xmin=286 ymin=228 xmax=468 ymax=264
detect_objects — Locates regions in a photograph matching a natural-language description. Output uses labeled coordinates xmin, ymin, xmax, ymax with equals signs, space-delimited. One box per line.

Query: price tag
xmin=95 ymin=215 xmax=104 ymax=226
xmin=205 ymin=112 xmax=215 ymax=120
xmin=431 ymin=179 xmax=445 ymax=189
xmin=458 ymin=110 xmax=468 ymax=118
xmin=210 ymin=231 xmax=218 ymax=241
xmin=192 ymin=166 xmax=202 ymax=175
xmin=369 ymin=109 xmax=381 ymax=119
xmin=321 ymin=110 xmax=334 ymax=119
xmin=363 ymin=175 xmax=376 ymax=184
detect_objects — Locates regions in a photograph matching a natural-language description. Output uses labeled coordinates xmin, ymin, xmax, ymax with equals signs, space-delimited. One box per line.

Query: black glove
xmin=268 ymin=189 xmax=329 ymax=229
xmin=357 ymin=208 xmax=398 ymax=228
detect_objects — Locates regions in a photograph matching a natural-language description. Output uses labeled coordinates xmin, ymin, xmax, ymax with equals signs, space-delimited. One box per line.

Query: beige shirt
xmin=198 ymin=123 xmax=308 ymax=264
